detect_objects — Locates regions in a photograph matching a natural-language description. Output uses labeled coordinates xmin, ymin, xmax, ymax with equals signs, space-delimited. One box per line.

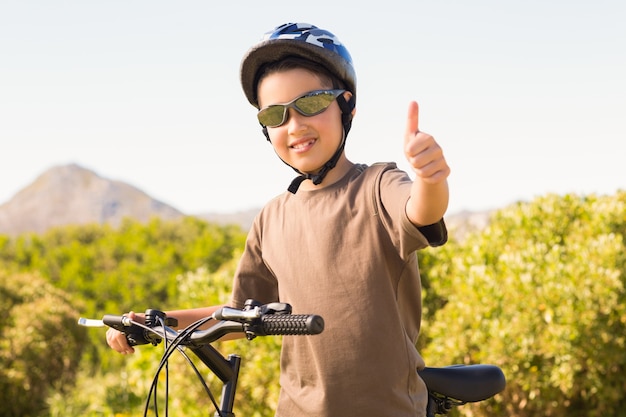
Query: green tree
xmin=421 ymin=192 xmax=626 ymax=417
xmin=0 ymin=217 xmax=250 ymax=416
xmin=48 ymin=257 xmax=283 ymax=417
xmin=0 ymin=271 xmax=86 ymax=417
xmin=0 ymin=217 xmax=246 ymax=361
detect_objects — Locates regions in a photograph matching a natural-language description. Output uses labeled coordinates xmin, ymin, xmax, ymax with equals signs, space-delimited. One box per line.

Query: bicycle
xmin=79 ymin=299 xmax=506 ymax=417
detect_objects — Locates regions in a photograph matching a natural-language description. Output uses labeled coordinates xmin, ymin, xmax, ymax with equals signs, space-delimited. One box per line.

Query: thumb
xmin=405 ymin=101 xmax=420 ymax=138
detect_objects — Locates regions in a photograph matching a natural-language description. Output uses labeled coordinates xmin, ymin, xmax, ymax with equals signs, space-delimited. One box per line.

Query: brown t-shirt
xmin=231 ymin=162 xmax=447 ymax=417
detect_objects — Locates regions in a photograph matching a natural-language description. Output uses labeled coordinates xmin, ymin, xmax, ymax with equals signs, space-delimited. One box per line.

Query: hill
xmin=0 ymin=164 xmax=184 ymax=235
xmin=0 ymin=163 xmax=491 ymax=237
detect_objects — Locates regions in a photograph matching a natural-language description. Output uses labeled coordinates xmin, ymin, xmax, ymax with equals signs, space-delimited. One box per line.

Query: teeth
xmin=292 ymin=140 xmax=314 ymax=149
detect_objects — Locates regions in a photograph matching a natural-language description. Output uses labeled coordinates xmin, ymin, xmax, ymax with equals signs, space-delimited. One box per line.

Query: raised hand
xmin=404 ymin=101 xmax=450 ymax=184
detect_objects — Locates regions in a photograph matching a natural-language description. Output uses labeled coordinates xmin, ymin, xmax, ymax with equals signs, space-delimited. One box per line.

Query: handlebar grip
xmin=259 ymin=314 xmax=324 ymax=336
xmin=102 ymin=314 xmax=151 ymax=346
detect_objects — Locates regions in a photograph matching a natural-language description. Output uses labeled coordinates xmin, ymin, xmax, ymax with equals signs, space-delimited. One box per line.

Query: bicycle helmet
xmin=240 ymin=23 xmax=357 ymax=193
xmin=241 ymin=22 xmax=356 ymax=108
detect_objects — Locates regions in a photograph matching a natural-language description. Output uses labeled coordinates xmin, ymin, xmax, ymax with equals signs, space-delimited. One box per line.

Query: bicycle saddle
xmin=418 ymin=364 xmax=506 ymax=402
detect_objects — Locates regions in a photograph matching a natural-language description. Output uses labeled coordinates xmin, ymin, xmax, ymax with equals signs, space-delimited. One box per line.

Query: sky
xmin=1 ymin=0 xmax=625 ymax=216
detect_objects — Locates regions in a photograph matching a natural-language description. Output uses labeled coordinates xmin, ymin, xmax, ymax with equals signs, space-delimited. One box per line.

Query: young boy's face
xmin=257 ymin=68 xmax=349 ymax=175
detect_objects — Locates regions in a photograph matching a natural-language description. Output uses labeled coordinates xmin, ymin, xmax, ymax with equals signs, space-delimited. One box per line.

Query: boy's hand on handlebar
xmin=106 ymin=311 xmax=143 ymax=354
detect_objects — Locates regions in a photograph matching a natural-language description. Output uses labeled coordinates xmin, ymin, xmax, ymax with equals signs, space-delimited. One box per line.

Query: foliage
xmin=0 ymin=217 xmax=246 ymax=363
xmin=0 ymin=217 xmax=249 ymax=416
xmin=421 ymin=191 xmax=626 ymax=417
xmin=47 ymin=259 xmax=282 ymax=417
xmin=0 ymin=271 xmax=86 ymax=417
xmin=3 ymin=217 xmax=245 ymax=314
xmin=3 ymin=192 xmax=626 ymax=417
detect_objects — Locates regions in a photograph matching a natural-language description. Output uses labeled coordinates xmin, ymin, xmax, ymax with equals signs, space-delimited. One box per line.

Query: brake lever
xmin=260 ymin=302 xmax=292 ymax=315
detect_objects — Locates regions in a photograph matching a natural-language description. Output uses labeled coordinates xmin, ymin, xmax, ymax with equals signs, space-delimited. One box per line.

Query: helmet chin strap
xmin=286 ymin=129 xmax=346 ymax=193
xmin=262 ymin=94 xmax=355 ymax=194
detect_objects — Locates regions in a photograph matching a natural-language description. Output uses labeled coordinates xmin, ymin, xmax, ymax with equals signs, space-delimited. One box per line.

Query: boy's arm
xmin=403 ymin=101 xmax=451 ymax=227
xmin=106 ymin=304 xmax=243 ymax=355
xmin=164 ymin=305 xmax=224 ymax=330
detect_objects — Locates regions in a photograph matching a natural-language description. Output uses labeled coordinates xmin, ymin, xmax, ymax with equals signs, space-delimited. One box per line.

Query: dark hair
xmin=255 ymin=55 xmax=347 ymax=97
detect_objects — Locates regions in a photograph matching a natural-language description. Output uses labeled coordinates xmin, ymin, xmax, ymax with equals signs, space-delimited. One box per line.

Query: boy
xmin=107 ymin=22 xmax=450 ymax=417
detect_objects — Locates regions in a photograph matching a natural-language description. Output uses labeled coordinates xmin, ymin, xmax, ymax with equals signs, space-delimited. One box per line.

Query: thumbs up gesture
xmin=404 ymin=101 xmax=450 ymax=184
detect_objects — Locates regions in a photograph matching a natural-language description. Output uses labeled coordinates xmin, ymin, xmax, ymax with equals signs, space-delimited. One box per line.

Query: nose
xmin=285 ymin=108 xmax=308 ymax=132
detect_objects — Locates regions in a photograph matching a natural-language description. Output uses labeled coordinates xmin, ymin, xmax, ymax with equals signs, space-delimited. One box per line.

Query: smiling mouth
xmin=290 ymin=139 xmax=316 ymax=150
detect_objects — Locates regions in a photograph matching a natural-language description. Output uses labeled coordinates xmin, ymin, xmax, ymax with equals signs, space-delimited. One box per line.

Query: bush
xmin=421 ymin=192 xmax=626 ymax=417
xmin=48 ymin=257 xmax=283 ymax=417
xmin=0 ymin=271 xmax=86 ymax=417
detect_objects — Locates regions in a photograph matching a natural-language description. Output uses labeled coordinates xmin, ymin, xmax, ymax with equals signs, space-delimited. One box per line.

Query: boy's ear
xmin=342 ymin=91 xmax=356 ymax=117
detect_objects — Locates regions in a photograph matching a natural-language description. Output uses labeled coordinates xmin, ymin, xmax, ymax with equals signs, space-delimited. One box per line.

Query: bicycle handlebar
xmin=90 ymin=299 xmax=324 ymax=347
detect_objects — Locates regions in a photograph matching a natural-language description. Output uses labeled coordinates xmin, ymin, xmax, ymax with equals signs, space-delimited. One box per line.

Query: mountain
xmin=0 ymin=163 xmax=492 ymax=237
xmin=0 ymin=164 xmax=184 ymax=235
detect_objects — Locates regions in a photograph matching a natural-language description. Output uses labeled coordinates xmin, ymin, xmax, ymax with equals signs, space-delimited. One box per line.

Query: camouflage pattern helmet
xmin=240 ymin=22 xmax=357 ymax=109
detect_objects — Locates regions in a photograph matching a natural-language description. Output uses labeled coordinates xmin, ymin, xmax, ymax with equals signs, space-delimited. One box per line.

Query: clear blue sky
xmin=1 ymin=0 xmax=624 ymax=215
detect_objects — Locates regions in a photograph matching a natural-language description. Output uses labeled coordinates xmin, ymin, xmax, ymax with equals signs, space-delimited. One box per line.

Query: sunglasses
xmin=257 ymin=89 xmax=346 ymax=128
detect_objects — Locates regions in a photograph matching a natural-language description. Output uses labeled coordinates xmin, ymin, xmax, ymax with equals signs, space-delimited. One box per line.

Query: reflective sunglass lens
xmin=258 ymin=106 xmax=285 ymax=127
xmin=295 ymin=93 xmax=336 ymax=115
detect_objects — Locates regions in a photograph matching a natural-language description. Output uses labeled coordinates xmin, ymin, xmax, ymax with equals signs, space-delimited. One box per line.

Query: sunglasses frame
xmin=257 ymin=89 xmax=346 ymax=128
